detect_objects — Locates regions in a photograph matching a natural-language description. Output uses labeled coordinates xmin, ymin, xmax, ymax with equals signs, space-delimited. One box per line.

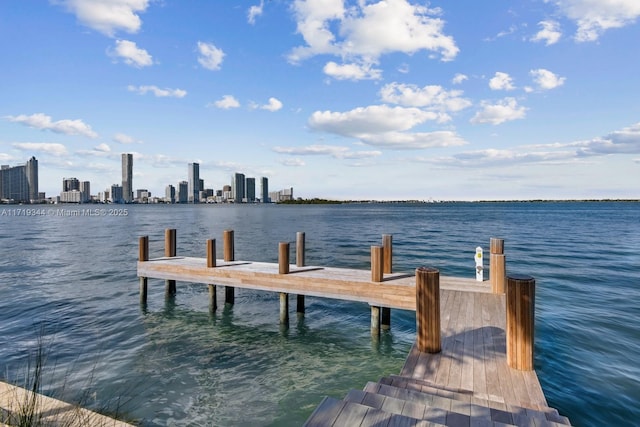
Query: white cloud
xmin=530 ymin=68 xmax=566 ymax=90
xmin=109 ymin=39 xmax=152 ymax=67
xmin=548 ymin=0 xmax=640 ymax=42
xmin=323 ymin=61 xmax=382 ymax=80
xmin=278 ymin=158 xmax=306 ymax=167
xmin=127 ymin=85 xmax=187 ymax=98
xmin=197 ymin=41 xmax=225 ymax=70
xmin=248 ymin=0 xmax=264 ymax=24
xmin=452 ymin=73 xmax=468 ymax=84
xmin=54 ymin=0 xmax=150 ymax=37
xmin=261 ymin=97 xmax=283 ymax=112
xmin=5 ymin=113 xmax=98 ymax=138
xmin=0 ymin=153 xmax=14 ymax=162
xmin=308 ymin=104 xmax=467 ymax=149
xmin=94 ymin=143 xmax=111 ymax=152
xmin=113 ymin=133 xmax=142 ymax=144
xmin=379 ymin=83 xmax=472 ymax=113
xmin=273 ymin=144 xmax=381 ymax=159
xmin=531 ymin=20 xmax=562 ymax=45
xmin=489 ymin=72 xmax=515 ymax=91
xmin=12 ymin=142 xmax=68 ymax=156
xmin=289 ymin=0 xmax=458 ymax=80
xmin=212 ymin=95 xmax=241 ymax=109
xmin=575 ymin=122 xmax=640 ymax=156
xmin=471 ymin=98 xmax=527 ymax=125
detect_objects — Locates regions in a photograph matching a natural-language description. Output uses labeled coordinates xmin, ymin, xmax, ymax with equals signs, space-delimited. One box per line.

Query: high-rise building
xmin=122 ymin=153 xmax=133 ymax=203
xmin=178 ymin=181 xmax=188 ymax=203
xmin=63 ymin=177 xmax=80 ymax=192
xmin=261 ymin=177 xmax=269 ymax=203
xmin=110 ymin=184 xmax=123 ymax=203
xmin=165 ymin=185 xmax=176 ymax=204
xmin=80 ymin=181 xmax=90 ymax=203
xmin=246 ymin=177 xmax=256 ymax=202
xmin=188 ymin=162 xmax=200 ymax=203
xmin=0 ymin=156 xmax=38 ymax=203
xmin=232 ymin=172 xmax=245 ymax=203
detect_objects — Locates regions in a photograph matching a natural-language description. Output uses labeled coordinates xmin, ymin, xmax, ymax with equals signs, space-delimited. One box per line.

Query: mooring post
xmin=164 ymin=228 xmax=177 ymax=296
xmin=490 ymin=238 xmax=506 ymax=294
xmin=296 ymin=232 xmax=305 ymax=315
xmin=370 ymin=245 xmax=384 ymax=337
xmin=416 ymin=267 xmax=441 ymax=353
xmin=279 ymin=242 xmax=290 ymax=326
xmin=223 ymin=230 xmax=235 ymax=305
xmin=139 ymin=236 xmax=149 ymax=304
xmin=207 ymin=239 xmax=217 ymax=312
xmin=381 ymin=234 xmax=392 ymax=330
xmin=507 ymin=275 xmax=536 ymax=370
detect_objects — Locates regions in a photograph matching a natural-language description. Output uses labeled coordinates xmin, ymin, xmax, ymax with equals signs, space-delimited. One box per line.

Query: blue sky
xmin=1 ymin=0 xmax=639 ymax=200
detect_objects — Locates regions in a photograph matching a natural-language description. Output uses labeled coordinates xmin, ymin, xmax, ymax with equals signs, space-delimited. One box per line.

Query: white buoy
xmin=475 ymin=246 xmax=484 ymax=281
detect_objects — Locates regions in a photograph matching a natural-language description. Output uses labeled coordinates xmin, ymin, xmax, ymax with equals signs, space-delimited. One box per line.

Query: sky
xmin=1 ymin=0 xmax=639 ymax=201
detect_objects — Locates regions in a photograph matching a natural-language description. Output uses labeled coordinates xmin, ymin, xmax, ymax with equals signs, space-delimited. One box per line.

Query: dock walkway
xmin=136 ymin=231 xmax=571 ymax=426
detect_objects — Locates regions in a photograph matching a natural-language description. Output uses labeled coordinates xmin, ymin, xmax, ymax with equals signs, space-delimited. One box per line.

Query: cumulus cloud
xmin=530 ymin=68 xmax=566 ymax=90
xmin=248 ymin=0 xmax=264 ymax=24
xmin=261 ymin=97 xmax=283 ymax=112
xmin=12 ymin=142 xmax=68 ymax=156
xmin=5 ymin=113 xmax=98 ymax=138
xmin=197 ymin=41 xmax=225 ymax=70
xmin=308 ymin=105 xmax=467 ymax=149
xmin=113 ymin=133 xmax=142 ymax=144
xmin=212 ymin=95 xmax=241 ymax=109
xmin=108 ymin=39 xmax=153 ymax=67
xmin=54 ymin=0 xmax=151 ymax=37
xmin=289 ymin=0 xmax=458 ymax=80
xmin=489 ymin=72 xmax=515 ymax=91
xmin=94 ymin=143 xmax=111 ymax=152
xmin=273 ymin=144 xmax=381 ymax=159
xmin=531 ymin=20 xmax=562 ymax=45
xmin=323 ymin=61 xmax=382 ymax=80
xmin=379 ymin=83 xmax=472 ymax=114
xmin=575 ymin=122 xmax=640 ymax=156
xmin=470 ymin=98 xmax=527 ymax=125
xmin=548 ymin=0 xmax=640 ymax=42
xmin=452 ymin=73 xmax=468 ymax=84
xmin=127 ymin=85 xmax=187 ymax=98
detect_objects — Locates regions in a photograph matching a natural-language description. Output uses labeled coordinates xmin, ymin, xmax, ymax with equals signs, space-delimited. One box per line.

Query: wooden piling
xmin=139 ymin=236 xmax=148 ymax=304
xmin=381 ymin=235 xmax=392 ymax=330
xmin=280 ymin=292 xmax=289 ymax=325
xmin=164 ymin=229 xmax=176 ymax=296
xmin=223 ymin=230 xmax=235 ymax=305
xmin=506 ymin=274 xmax=536 ymax=371
xmin=490 ymin=238 xmax=506 ymax=294
xmin=207 ymin=239 xmax=217 ymax=311
xmin=371 ymin=245 xmax=384 ymax=337
xmin=279 ymin=242 xmax=290 ymax=274
xmin=416 ymin=267 xmax=441 ymax=353
xmin=279 ymin=242 xmax=290 ymax=326
xmin=296 ymin=232 xmax=305 ymax=315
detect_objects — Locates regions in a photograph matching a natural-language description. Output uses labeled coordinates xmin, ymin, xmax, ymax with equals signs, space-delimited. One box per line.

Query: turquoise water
xmin=1 ymin=202 xmax=638 ymax=426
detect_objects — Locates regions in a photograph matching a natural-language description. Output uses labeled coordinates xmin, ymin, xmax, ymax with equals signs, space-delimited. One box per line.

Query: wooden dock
xmin=136 ymin=231 xmax=571 ymax=426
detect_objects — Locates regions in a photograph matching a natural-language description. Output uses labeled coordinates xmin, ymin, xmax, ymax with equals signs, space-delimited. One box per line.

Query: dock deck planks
xmin=137 ymin=256 xmax=567 ymax=426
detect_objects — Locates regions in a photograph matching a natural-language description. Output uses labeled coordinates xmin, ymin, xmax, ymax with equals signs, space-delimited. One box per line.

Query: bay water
xmin=1 ymin=202 xmax=638 ymax=426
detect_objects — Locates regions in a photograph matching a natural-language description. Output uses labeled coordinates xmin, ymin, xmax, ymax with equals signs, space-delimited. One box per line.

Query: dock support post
xmin=381 ymin=234 xmax=392 ymax=330
xmin=371 ymin=245 xmax=384 ymax=337
xmin=223 ymin=230 xmax=235 ymax=305
xmin=507 ymin=275 xmax=536 ymax=371
xmin=490 ymin=238 xmax=506 ymax=294
xmin=164 ymin=229 xmax=176 ymax=296
xmin=416 ymin=267 xmax=441 ymax=353
xmin=207 ymin=239 xmax=217 ymax=312
xmin=139 ymin=236 xmax=149 ymax=304
xmin=279 ymin=242 xmax=290 ymax=326
xmin=296 ymin=232 xmax=305 ymax=315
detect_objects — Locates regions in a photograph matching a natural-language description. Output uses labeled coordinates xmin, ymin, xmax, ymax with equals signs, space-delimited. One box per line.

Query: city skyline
xmin=1 ymin=2 xmax=639 ymax=200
